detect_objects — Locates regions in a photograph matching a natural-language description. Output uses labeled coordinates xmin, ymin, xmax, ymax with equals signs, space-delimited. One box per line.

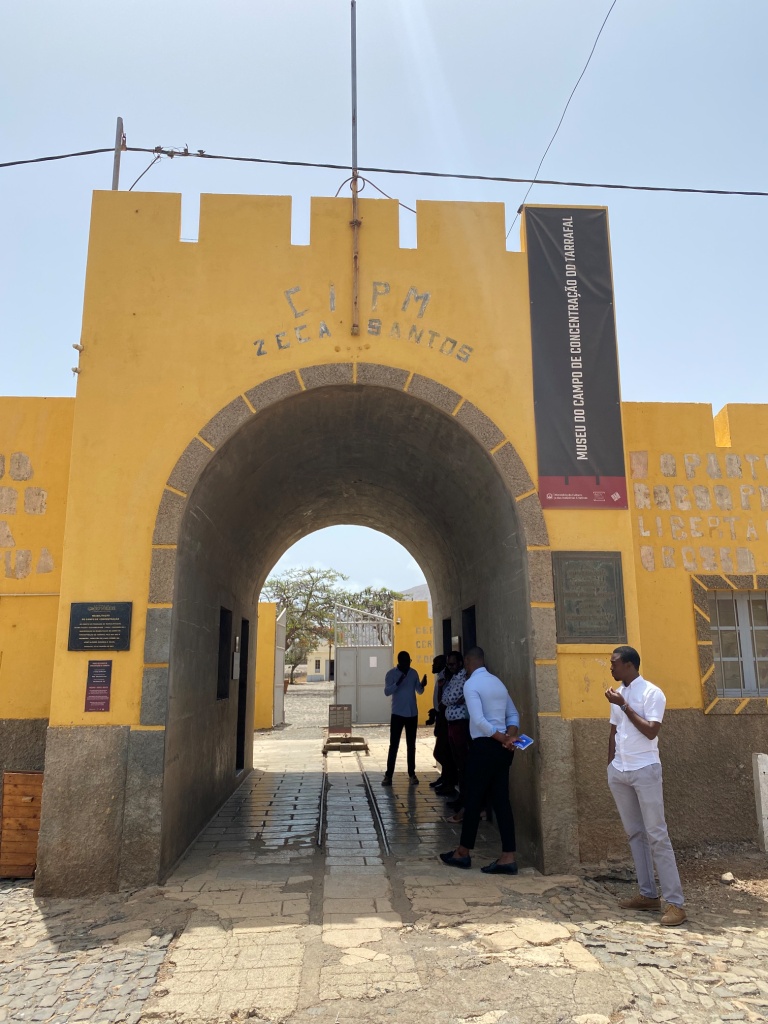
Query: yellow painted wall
xmin=7 ymin=191 xmax=766 ymax=732
xmin=254 ymin=602 xmax=277 ymax=729
xmin=551 ymin=502 xmax=642 ymax=720
xmin=0 ymin=398 xmax=74 ymax=718
xmin=622 ymin=402 xmax=768 ymax=712
xmin=44 ymin=191 xmax=546 ymax=727
xmin=392 ymin=599 xmax=434 ymax=721
xmin=555 ymin=402 xmax=768 ymax=718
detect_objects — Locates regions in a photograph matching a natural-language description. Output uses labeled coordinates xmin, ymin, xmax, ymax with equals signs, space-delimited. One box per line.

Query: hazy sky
xmin=270 ymin=526 xmax=426 ymax=593
xmin=2 ymin=0 xmax=765 ymax=587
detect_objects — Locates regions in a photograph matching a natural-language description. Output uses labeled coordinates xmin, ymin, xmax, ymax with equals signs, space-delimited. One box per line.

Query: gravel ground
xmin=281 ymin=680 xmax=338 ymax=730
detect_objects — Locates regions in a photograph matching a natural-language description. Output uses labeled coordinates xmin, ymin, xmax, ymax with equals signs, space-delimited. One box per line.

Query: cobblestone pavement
xmin=2 ymin=684 xmax=768 ymax=1024
xmin=0 ymin=884 xmax=186 ymax=1024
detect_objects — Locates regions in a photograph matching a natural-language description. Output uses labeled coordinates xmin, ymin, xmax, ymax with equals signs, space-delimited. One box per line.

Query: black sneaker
xmin=409 ymin=774 xmax=419 ymax=785
xmin=428 ymin=777 xmax=443 ymax=789
xmin=381 ymin=775 xmax=393 ymax=786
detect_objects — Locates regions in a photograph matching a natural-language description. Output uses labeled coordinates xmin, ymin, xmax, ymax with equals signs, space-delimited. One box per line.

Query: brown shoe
xmin=660 ymin=904 xmax=687 ymax=927
xmin=618 ymin=893 xmax=661 ymax=911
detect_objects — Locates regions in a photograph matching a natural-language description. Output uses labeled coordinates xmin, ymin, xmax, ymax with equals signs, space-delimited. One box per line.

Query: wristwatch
xmin=621 ymin=703 xmax=630 ymax=713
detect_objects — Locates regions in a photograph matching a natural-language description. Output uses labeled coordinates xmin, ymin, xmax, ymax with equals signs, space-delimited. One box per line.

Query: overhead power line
xmin=508 ymin=0 xmax=620 ymax=237
xmin=1 ymin=143 xmax=766 ymax=199
xmin=335 ymin=174 xmax=417 ymax=215
xmin=1 ymin=148 xmax=113 ymax=168
xmin=128 ymin=154 xmax=162 ymax=192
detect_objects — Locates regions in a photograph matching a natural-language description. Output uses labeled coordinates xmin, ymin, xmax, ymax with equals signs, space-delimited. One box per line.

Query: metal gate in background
xmin=272 ymin=607 xmax=286 ymax=727
xmin=333 ymin=604 xmax=393 ymax=724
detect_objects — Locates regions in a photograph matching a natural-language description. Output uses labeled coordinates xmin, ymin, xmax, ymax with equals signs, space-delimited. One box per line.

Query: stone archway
xmin=126 ymin=363 xmax=577 ymax=887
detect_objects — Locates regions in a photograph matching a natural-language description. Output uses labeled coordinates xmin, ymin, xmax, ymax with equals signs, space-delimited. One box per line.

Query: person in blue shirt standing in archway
xmin=382 ymin=651 xmax=426 ymax=786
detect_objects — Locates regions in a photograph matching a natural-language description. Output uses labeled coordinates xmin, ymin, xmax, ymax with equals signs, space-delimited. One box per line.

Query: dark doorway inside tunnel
xmin=217 ymin=607 xmax=232 ymax=701
xmin=462 ymin=605 xmax=477 ymax=652
xmin=235 ymin=617 xmax=250 ymax=772
xmin=153 ymin=372 xmax=569 ymax=882
xmin=442 ymin=617 xmax=453 ymax=658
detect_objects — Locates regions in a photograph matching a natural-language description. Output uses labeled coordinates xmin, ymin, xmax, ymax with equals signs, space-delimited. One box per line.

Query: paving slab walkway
xmin=2 ymin=686 xmax=768 ymax=1023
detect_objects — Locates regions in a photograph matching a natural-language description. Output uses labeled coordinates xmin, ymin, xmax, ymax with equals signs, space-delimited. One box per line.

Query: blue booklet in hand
xmin=512 ymin=734 xmax=534 ymax=750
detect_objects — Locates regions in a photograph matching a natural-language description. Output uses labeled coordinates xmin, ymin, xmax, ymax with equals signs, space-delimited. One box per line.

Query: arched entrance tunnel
xmin=32 ymin=365 xmax=580 ymax=895
xmin=158 ymin=368 xmax=578 ymax=882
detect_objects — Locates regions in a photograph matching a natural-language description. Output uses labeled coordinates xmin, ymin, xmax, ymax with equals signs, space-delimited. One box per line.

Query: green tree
xmin=262 ymin=567 xmax=347 ymax=684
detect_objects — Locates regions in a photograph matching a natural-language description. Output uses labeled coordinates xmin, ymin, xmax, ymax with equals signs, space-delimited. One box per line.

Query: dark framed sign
xmin=68 ymin=602 xmax=132 ymax=651
xmin=328 ymin=704 xmax=352 ymax=735
xmin=552 ymin=552 xmax=627 ymax=644
xmin=85 ymin=660 xmax=112 ymax=712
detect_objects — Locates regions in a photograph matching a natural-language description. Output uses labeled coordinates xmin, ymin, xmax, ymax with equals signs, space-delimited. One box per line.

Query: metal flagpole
xmin=350 ymin=1 xmax=361 ymax=335
xmin=111 ymin=117 xmax=124 ymax=190
xmin=351 ymin=1 xmax=358 ymax=179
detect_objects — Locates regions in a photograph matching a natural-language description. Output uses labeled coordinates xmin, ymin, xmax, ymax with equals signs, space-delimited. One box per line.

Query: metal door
xmin=335 ymin=645 xmax=392 ymax=724
xmin=273 ymin=607 xmax=286 ymax=726
xmin=335 ymin=647 xmax=358 ymax=719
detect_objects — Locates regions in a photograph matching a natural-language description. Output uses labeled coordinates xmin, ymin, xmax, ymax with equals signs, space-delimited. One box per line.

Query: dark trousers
xmin=447 ymin=718 xmax=471 ymax=808
xmin=433 ymin=709 xmax=457 ymax=786
xmin=386 ymin=714 xmax=418 ymax=776
xmin=459 ymin=738 xmax=516 ymax=852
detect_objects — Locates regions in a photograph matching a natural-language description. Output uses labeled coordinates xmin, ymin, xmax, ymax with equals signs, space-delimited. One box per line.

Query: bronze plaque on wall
xmin=552 ymin=552 xmax=627 ymax=644
xmin=68 ymin=602 xmax=132 ymax=651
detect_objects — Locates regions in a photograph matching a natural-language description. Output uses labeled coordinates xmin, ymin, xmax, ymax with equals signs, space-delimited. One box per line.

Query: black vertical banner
xmin=524 ymin=207 xmax=627 ymax=510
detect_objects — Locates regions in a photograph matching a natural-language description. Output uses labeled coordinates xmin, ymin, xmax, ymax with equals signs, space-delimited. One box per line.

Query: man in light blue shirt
xmin=464 ymin=663 xmax=520 ymax=742
xmin=441 ymin=647 xmax=520 ymax=874
xmin=382 ymin=650 xmax=425 ymax=786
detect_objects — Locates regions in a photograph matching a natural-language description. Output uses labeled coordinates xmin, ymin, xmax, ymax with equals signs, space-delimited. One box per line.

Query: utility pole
xmin=350 ymin=2 xmax=360 ymax=335
xmin=111 ymin=117 xmax=124 ymax=190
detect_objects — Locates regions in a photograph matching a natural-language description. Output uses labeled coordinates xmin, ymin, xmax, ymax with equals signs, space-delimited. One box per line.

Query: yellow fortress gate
xmin=1 ymin=191 xmax=767 ymax=895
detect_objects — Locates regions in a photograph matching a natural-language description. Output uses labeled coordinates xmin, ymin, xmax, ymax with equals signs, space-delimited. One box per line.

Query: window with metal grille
xmin=708 ymin=590 xmax=768 ymax=697
xmin=314 ymin=659 xmax=321 ymax=672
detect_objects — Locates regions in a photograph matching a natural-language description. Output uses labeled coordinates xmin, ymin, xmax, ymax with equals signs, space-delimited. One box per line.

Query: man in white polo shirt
xmin=605 ymin=645 xmax=686 ymax=927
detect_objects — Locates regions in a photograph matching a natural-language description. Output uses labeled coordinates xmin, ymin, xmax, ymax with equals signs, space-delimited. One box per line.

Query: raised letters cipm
xmin=253 ymin=282 xmax=474 ymax=364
